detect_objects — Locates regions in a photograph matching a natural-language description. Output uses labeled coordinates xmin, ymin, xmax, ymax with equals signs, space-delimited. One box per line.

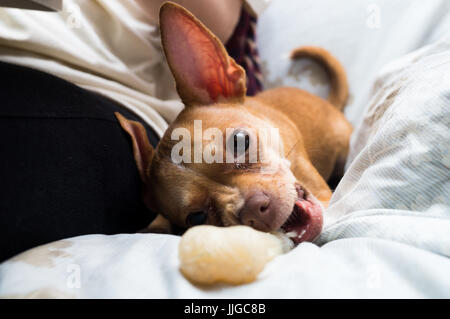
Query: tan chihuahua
xmin=115 ymin=2 xmax=352 ymax=245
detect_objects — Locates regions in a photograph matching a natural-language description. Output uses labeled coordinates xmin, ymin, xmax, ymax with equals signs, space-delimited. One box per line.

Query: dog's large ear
xmin=115 ymin=112 xmax=154 ymax=182
xmin=140 ymin=214 xmax=173 ymax=234
xmin=160 ymin=2 xmax=246 ymax=107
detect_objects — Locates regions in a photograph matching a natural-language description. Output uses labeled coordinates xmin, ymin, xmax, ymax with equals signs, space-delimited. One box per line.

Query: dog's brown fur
xmin=115 ymin=2 xmax=352 ymax=237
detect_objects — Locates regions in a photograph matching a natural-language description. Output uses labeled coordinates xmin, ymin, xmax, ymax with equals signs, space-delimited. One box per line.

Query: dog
xmin=115 ymin=2 xmax=352 ymax=245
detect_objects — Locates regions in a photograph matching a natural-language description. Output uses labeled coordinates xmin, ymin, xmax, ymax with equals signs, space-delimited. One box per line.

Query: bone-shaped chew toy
xmin=178 ymin=225 xmax=294 ymax=285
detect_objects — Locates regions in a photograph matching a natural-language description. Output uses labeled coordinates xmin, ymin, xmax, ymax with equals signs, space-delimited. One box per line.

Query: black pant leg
xmin=0 ymin=62 xmax=159 ymax=261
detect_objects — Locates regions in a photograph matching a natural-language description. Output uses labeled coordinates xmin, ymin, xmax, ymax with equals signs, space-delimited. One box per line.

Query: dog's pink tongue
xmin=287 ymin=198 xmax=323 ymax=244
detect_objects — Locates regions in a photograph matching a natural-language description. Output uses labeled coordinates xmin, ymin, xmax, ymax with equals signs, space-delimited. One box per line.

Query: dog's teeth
xmin=286 ymin=231 xmax=298 ymax=238
xmin=297 ymin=230 xmax=306 ymax=239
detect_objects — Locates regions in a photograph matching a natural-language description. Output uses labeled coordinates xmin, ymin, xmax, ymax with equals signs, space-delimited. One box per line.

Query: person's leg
xmin=0 ymin=62 xmax=158 ymax=261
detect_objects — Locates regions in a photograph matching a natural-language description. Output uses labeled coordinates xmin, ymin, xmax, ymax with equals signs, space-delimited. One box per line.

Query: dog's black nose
xmin=239 ymin=192 xmax=273 ymax=232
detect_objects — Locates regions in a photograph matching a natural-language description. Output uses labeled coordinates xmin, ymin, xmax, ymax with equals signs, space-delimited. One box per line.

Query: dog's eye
xmin=187 ymin=211 xmax=207 ymax=226
xmin=230 ymin=130 xmax=250 ymax=157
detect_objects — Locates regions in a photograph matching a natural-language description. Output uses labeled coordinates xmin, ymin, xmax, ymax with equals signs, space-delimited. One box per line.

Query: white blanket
xmin=1 ymin=0 xmax=449 ymax=298
xmin=258 ymin=0 xmax=450 ymax=126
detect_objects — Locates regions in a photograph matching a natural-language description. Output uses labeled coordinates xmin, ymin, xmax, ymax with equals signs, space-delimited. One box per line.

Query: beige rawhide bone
xmin=178 ymin=225 xmax=293 ymax=285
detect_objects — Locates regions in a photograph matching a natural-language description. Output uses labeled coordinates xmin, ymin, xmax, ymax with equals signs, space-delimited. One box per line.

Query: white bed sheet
xmin=258 ymin=0 xmax=450 ymax=127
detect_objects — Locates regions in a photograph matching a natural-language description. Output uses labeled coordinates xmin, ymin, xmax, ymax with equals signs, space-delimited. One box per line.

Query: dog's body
xmin=116 ymin=2 xmax=352 ymax=244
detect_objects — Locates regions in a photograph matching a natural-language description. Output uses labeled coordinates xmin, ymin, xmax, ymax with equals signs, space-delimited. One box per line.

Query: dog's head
xmin=116 ymin=2 xmax=323 ymax=244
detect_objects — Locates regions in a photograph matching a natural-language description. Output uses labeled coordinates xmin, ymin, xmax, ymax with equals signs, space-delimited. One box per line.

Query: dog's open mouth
xmin=280 ymin=185 xmax=324 ymax=245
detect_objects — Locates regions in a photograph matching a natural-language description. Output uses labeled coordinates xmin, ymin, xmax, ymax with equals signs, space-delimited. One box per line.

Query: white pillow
xmin=258 ymin=0 xmax=450 ymax=126
xmin=317 ymin=38 xmax=450 ymax=256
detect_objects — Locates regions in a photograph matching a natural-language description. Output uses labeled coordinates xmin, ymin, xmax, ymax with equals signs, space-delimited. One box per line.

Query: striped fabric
xmin=225 ymin=7 xmax=263 ymax=96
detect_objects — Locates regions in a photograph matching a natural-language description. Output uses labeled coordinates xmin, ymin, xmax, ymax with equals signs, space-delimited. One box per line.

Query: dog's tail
xmin=291 ymin=46 xmax=349 ymax=111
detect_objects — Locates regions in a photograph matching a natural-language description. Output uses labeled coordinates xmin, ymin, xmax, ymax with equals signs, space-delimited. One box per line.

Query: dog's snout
xmin=239 ymin=192 xmax=275 ymax=232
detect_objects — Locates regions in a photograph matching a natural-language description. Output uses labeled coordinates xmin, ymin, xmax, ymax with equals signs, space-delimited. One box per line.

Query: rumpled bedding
xmin=0 ymin=0 xmax=449 ymax=298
